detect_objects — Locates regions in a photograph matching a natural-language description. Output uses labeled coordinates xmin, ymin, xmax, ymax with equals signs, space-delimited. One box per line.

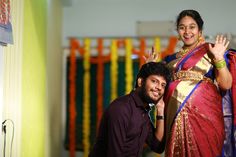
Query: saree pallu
xmin=164 ymin=43 xmax=225 ymax=157
xmin=222 ymin=49 xmax=236 ymax=157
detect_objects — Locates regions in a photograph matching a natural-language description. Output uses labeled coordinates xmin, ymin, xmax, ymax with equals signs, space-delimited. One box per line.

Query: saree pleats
xmin=166 ymin=82 xmax=224 ymax=157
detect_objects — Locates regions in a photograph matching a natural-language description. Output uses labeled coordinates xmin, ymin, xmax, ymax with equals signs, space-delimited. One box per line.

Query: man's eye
xmin=152 ymin=80 xmax=157 ymax=83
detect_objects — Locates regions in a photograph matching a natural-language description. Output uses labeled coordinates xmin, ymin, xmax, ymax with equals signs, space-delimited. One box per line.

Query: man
xmin=89 ymin=62 xmax=171 ymax=157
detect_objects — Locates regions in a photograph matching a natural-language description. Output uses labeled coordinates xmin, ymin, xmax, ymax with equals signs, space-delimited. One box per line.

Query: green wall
xmin=22 ymin=0 xmax=47 ymax=156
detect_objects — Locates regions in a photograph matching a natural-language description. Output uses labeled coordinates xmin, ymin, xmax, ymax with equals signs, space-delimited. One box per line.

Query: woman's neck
xmin=183 ymin=41 xmax=199 ymax=51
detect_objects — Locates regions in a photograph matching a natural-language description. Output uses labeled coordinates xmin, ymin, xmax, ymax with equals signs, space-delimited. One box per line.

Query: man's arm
xmin=155 ymin=98 xmax=165 ymax=141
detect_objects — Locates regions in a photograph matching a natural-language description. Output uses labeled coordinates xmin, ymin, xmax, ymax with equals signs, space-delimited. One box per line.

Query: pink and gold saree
xmin=163 ymin=43 xmax=236 ymax=157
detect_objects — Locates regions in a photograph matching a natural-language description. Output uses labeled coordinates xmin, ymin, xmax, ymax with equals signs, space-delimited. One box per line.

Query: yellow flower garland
xmin=110 ymin=39 xmax=118 ymax=101
xmin=125 ymin=38 xmax=133 ymax=94
xmin=83 ymin=38 xmax=91 ymax=157
xmin=154 ymin=37 xmax=161 ymax=62
xmin=154 ymin=37 xmax=162 ymax=157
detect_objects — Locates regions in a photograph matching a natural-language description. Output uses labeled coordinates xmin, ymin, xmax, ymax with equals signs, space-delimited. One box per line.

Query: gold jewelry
xmin=198 ymin=35 xmax=204 ymax=42
xmin=173 ymin=70 xmax=213 ymax=83
xmin=214 ymin=59 xmax=226 ymax=69
xmin=178 ymin=35 xmax=181 ymax=41
xmin=178 ymin=38 xmax=202 ymax=58
xmin=178 ymin=48 xmax=189 ymax=57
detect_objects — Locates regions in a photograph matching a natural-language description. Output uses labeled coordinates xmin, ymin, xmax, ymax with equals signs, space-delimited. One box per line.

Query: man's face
xmin=138 ymin=75 xmax=167 ymax=104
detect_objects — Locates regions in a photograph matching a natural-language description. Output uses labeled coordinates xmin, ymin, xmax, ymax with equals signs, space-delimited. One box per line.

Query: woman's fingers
xmin=144 ymin=46 xmax=160 ymax=63
xmin=225 ymin=40 xmax=230 ymax=48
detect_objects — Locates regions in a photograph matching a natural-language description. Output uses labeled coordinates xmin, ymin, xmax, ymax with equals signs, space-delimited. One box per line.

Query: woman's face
xmin=177 ymin=16 xmax=202 ymax=49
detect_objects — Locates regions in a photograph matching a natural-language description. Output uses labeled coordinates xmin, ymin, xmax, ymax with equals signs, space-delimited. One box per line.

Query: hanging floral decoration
xmin=96 ymin=38 xmax=104 ymax=131
xmin=69 ymin=38 xmax=78 ymax=157
xmin=154 ymin=37 xmax=161 ymax=62
xmin=132 ymin=38 xmax=146 ymax=67
xmin=161 ymin=36 xmax=178 ymax=59
xmin=125 ymin=38 xmax=133 ymax=94
xmin=82 ymin=38 xmax=91 ymax=157
xmin=89 ymin=40 xmax=110 ymax=132
xmin=110 ymin=39 xmax=118 ymax=101
xmin=139 ymin=38 xmax=146 ymax=67
xmin=67 ymin=37 xmax=178 ymax=157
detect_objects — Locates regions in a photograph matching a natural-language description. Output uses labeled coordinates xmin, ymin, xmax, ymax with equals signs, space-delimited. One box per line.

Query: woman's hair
xmin=135 ymin=62 xmax=171 ymax=88
xmin=176 ymin=9 xmax=204 ymax=31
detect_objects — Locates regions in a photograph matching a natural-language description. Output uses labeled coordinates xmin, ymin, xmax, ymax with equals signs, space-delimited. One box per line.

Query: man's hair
xmin=135 ymin=62 xmax=171 ymax=88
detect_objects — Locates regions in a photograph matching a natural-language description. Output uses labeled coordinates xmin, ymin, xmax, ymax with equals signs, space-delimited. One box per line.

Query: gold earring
xmin=178 ymin=35 xmax=181 ymax=40
xmin=198 ymin=35 xmax=204 ymax=42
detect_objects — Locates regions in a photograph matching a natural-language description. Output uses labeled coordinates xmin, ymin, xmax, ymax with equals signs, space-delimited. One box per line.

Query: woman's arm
xmin=209 ymin=35 xmax=232 ymax=90
xmin=214 ymin=60 xmax=232 ymax=90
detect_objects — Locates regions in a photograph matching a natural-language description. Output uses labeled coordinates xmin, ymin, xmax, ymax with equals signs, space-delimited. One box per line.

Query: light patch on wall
xmin=136 ymin=21 xmax=175 ymax=37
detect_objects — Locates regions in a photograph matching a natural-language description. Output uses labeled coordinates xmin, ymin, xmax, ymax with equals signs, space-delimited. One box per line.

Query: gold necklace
xmin=177 ymin=40 xmax=201 ymax=58
xmin=179 ymin=48 xmax=189 ymax=57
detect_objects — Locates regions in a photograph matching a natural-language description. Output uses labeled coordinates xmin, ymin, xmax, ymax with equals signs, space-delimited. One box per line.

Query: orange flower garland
xmin=96 ymin=38 xmax=104 ymax=131
xmin=132 ymin=38 xmax=146 ymax=67
xmin=69 ymin=39 xmax=77 ymax=157
xmin=139 ymin=38 xmax=146 ymax=67
xmin=67 ymin=37 xmax=178 ymax=157
xmin=161 ymin=36 xmax=178 ymax=59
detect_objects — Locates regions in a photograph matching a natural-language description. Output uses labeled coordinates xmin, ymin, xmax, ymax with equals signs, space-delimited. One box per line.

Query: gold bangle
xmin=214 ymin=59 xmax=226 ymax=69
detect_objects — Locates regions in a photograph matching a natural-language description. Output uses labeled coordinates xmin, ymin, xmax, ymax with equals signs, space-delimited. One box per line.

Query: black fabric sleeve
xmin=106 ymin=102 xmax=130 ymax=157
xmin=145 ymin=122 xmax=165 ymax=154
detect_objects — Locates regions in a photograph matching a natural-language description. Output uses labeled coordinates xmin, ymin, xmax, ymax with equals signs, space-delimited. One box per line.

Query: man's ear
xmin=137 ymin=78 xmax=143 ymax=87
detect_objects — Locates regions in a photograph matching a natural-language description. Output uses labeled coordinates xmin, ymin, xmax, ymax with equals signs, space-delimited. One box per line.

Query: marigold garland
xmin=139 ymin=38 xmax=146 ymax=67
xmin=96 ymin=38 xmax=104 ymax=131
xmin=67 ymin=37 xmax=178 ymax=157
xmin=83 ymin=38 xmax=91 ymax=157
xmin=125 ymin=38 xmax=133 ymax=94
xmin=161 ymin=36 xmax=178 ymax=59
xmin=69 ymin=39 xmax=77 ymax=157
xmin=110 ymin=39 xmax=118 ymax=101
xmin=154 ymin=37 xmax=161 ymax=62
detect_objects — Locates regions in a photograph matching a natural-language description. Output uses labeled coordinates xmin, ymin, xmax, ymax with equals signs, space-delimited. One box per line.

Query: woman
xmin=148 ymin=10 xmax=236 ymax=157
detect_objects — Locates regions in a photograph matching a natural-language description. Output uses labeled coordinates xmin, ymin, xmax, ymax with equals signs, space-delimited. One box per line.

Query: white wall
xmin=0 ymin=46 xmax=3 ymax=156
xmin=47 ymin=0 xmax=63 ymax=157
xmin=62 ymin=0 xmax=236 ymax=46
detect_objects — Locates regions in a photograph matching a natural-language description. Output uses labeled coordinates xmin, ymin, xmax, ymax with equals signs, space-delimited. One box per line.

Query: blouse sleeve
xmin=164 ymin=53 xmax=177 ymax=63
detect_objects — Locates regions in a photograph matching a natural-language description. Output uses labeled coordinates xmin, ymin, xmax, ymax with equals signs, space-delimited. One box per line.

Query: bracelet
xmin=214 ymin=59 xmax=226 ymax=69
xmin=156 ymin=115 xmax=164 ymax=120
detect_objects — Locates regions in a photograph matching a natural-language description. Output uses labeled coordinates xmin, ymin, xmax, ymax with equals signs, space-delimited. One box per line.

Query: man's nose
xmin=155 ymin=83 xmax=161 ymax=90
